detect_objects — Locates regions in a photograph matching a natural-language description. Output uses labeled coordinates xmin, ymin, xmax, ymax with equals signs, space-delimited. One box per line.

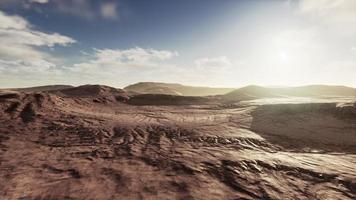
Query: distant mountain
xmin=54 ymin=85 xmax=130 ymax=103
xmin=56 ymin=85 xmax=122 ymax=96
xmin=222 ymin=85 xmax=276 ymax=101
xmin=10 ymin=85 xmax=74 ymax=93
xmin=223 ymin=85 xmax=356 ymax=102
xmin=274 ymin=85 xmax=356 ymax=97
xmin=124 ymin=82 xmax=235 ymax=96
xmin=127 ymin=94 xmax=210 ymax=105
xmin=3 ymin=84 xmax=356 ymax=103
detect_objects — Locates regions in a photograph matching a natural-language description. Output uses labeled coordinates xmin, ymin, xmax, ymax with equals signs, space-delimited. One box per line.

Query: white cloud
xmin=54 ymin=0 xmax=95 ymax=20
xmin=0 ymin=10 xmax=75 ymax=74
xmin=0 ymin=59 xmax=56 ymax=74
xmin=0 ymin=0 xmax=49 ymax=7
xmin=0 ymin=0 xmax=120 ymax=20
xmin=0 ymin=58 xmax=65 ymax=87
xmin=94 ymin=47 xmax=177 ymax=63
xmin=0 ymin=11 xmax=75 ymax=48
xmin=71 ymin=47 xmax=178 ymax=75
xmin=0 ymin=10 xmax=178 ymax=87
xmin=194 ymin=56 xmax=232 ymax=68
xmin=100 ymin=2 xmax=119 ymax=20
xmin=0 ymin=11 xmax=28 ymax=29
xmin=29 ymin=0 xmax=49 ymax=4
xmin=299 ymin=0 xmax=356 ymax=36
xmin=52 ymin=0 xmax=122 ymax=20
xmin=0 ymin=29 xmax=75 ymax=47
xmin=299 ymin=0 xmax=356 ymax=23
xmin=0 ymin=45 xmax=46 ymax=61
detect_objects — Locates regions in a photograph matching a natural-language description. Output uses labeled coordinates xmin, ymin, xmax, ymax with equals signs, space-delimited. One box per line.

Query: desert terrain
xmin=0 ymin=84 xmax=355 ymax=200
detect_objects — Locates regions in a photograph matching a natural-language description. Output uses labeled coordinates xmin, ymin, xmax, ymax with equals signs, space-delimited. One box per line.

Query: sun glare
xmin=278 ymin=51 xmax=289 ymax=62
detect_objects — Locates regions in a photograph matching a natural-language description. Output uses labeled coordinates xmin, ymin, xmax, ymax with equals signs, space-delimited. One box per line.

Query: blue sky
xmin=1 ymin=0 xmax=356 ymax=88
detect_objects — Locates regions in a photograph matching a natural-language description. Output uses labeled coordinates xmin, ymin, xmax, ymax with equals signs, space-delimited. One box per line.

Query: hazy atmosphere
xmin=1 ymin=0 xmax=356 ymax=88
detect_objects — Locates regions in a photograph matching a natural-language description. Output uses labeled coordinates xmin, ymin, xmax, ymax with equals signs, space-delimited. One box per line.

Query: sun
xmin=277 ymin=50 xmax=289 ymax=62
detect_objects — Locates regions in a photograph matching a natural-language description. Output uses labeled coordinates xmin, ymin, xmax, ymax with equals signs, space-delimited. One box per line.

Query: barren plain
xmin=0 ymin=85 xmax=355 ymax=200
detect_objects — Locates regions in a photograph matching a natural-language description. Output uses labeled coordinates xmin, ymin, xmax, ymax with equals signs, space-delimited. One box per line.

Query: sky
xmin=0 ymin=0 xmax=356 ymax=88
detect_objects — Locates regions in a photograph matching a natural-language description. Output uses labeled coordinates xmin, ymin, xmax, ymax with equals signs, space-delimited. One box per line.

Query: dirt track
xmin=0 ymin=87 xmax=355 ymax=200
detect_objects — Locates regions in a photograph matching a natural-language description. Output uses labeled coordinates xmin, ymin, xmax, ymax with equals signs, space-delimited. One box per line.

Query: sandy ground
xmin=0 ymin=86 xmax=355 ymax=200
